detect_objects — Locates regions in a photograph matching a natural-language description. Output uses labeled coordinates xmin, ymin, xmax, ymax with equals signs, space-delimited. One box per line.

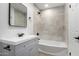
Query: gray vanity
xmin=0 ymin=3 xmax=39 ymax=56
xmin=0 ymin=35 xmax=39 ymax=56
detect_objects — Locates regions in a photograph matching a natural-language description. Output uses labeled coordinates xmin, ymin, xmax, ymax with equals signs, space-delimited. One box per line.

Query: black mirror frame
xmin=8 ymin=3 xmax=27 ymax=27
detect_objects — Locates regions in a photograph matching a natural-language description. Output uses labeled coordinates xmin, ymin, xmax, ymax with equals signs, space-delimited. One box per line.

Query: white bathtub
xmin=39 ymin=39 xmax=68 ymax=56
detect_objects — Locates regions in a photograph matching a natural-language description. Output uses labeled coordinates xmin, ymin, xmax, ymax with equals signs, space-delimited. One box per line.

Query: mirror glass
xmin=9 ymin=3 xmax=27 ymax=27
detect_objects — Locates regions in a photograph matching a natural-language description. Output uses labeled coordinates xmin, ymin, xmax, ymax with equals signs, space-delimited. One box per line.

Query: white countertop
xmin=0 ymin=35 xmax=38 ymax=45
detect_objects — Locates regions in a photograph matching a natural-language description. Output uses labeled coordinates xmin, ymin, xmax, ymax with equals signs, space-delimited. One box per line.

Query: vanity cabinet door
xmin=15 ymin=45 xmax=34 ymax=56
xmin=15 ymin=44 xmax=30 ymax=56
xmin=30 ymin=43 xmax=39 ymax=56
xmin=15 ymin=39 xmax=39 ymax=56
xmin=1 ymin=43 xmax=15 ymax=56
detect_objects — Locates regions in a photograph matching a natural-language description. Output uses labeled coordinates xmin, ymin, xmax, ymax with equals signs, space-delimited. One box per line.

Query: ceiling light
xmin=44 ymin=4 xmax=48 ymax=8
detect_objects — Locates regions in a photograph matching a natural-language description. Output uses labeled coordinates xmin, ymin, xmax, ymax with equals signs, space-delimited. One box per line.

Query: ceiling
xmin=34 ymin=3 xmax=65 ymax=11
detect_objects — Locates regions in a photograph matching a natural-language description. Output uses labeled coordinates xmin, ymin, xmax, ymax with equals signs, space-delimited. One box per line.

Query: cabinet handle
xmin=3 ymin=45 xmax=11 ymax=51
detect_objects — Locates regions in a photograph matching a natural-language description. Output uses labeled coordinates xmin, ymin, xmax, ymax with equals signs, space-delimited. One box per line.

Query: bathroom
xmin=0 ymin=3 xmax=79 ymax=56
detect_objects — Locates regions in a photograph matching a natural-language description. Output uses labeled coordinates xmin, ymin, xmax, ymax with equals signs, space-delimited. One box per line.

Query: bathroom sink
xmin=0 ymin=35 xmax=38 ymax=45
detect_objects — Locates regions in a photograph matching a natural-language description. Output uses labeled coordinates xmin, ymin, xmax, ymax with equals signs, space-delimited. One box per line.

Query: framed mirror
xmin=9 ymin=3 xmax=27 ymax=27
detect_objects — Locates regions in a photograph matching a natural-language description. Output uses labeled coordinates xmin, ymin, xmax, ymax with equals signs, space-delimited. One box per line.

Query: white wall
xmin=68 ymin=4 xmax=79 ymax=56
xmin=0 ymin=3 xmax=35 ymax=38
xmin=33 ymin=6 xmax=66 ymax=42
